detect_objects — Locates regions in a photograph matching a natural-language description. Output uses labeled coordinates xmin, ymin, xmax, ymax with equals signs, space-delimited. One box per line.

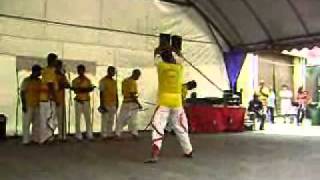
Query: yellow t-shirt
xmin=157 ymin=61 xmax=184 ymax=108
xmin=56 ymin=73 xmax=69 ymax=106
xmin=21 ymin=77 xmax=41 ymax=108
xmin=99 ymin=77 xmax=117 ymax=107
xmin=72 ymin=76 xmax=92 ymax=101
xmin=122 ymin=77 xmax=138 ymax=102
xmin=40 ymin=67 xmax=58 ymax=101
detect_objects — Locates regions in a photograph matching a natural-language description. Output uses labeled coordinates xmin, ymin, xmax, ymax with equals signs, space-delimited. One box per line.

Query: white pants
xmin=101 ymin=105 xmax=116 ymax=138
xmin=22 ymin=107 xmax=39 ymax=144
xmin=39 ymin=101 xmax=58 ymax=144
xmin=75 ymin=101 xmax=93 ymax=140
xmin=116 ymin=102 xmax=139 ymax=136
xmin=152 ymin=106 xmax=192 ymax=155
xmin=56 ymin=105 xmax=66 ymax=140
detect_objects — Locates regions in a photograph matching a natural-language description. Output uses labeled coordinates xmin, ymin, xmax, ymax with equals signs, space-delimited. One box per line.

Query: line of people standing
xmin=20 ymin=53 xmax=142 ymax=144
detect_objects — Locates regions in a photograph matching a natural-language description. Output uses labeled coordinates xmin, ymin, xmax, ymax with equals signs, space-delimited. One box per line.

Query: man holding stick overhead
xmin=145 ymin=42 xmax=193 ymax=163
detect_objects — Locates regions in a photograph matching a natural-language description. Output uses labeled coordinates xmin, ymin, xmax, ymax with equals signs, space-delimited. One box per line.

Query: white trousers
xmin=101 ymin=105 xmax=116 ymax=138
xmin=115 ymin=102 xmax=139 ymax=136
xmin=152 ymin=106 xmax=192 ymax=155
xmin=56 ymin=105 xmax=66 ymax=140
xmin=75 ymin=101 xmax=93 ymax=140
xmin=22 ymin=107 xmax=39 ymax=144
xmin=39 ymin=101 xmax=58 ymax=144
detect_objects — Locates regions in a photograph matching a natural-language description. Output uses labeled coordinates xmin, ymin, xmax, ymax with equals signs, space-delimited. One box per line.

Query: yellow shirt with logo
xmin=157 ymin=61 xmax=184 ymax=108
xmin=72 ymin=76 xmax=92 ymax=101
xmin=21 ymin=77 xmax=41 ymax=108
xmin=40 ymin=67 xmax=58 ymax=101
xmin=56 ymin=73 xmax=69 ymax=106
xmin=99 ymin=77 xmax=117 ymax=107
xmin=122 ymin=77 xmax=138 ymax=102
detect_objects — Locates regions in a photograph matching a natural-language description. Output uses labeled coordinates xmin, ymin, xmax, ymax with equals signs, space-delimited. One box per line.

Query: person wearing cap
xmin=71 ymin=65 xmax=95 ymax=141
xmin=20 ymin=65 xmax=42 ymax=144
xmin=145 ymin=48 xmax=193 ymax=163
xmin=55 ymin=60 xmax=70 ymax=141
xmin=99 ymin=66 xmax=118 ymax=139
xmin=115 ymin=69 xmax=142 ymax=139
xmin=39 ymin=53 xmax=59 ymax=144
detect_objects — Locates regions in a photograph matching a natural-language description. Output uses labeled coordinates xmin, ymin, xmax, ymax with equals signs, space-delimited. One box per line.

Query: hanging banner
xmin=224 ymin=50 xmax=246 ymax=91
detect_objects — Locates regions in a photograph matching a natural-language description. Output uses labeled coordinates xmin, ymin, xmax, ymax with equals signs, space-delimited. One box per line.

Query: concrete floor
xmin=1 ymin=132 xmax=320 ymax=180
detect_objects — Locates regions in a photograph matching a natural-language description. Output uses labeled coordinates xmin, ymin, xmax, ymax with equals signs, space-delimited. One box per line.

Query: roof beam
xmin=0 ymin=13 xmax=213 ymax=44
xmin=286 ymin=0 xmax=310 ymax=35
xmin=186 ymin=0 xmax=232 ymax=49
xmin=240 ymin=0 xmax=274 ymax=43
xmin=207 ymin=23 xmax=224 ymax=52
xmin=207 ymin=0 xmax=244 ymax=44
xmin=160 ymin=0 xmax=192 ymax=6
xmin=241 ymin=32 xmax=320 ymax=47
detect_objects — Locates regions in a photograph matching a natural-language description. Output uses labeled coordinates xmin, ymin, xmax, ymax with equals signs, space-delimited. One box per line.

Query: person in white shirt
xmin=267 ymin=88 xmax=275 ymax=124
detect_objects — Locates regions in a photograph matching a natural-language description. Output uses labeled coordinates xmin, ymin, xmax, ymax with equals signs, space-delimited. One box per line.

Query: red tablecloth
xmin=185 ymin=105 xmax=246 ymax=133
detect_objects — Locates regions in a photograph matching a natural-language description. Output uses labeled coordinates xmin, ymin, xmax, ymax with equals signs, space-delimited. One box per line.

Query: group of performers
xmin=20 ymin=35 xmax=196 ymax=163
xmin=248 ymin=80 xmax=310 ymax=130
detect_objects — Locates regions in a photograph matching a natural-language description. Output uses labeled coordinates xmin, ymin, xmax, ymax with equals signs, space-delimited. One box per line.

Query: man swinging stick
xmin=145 ymin=35 xmax=193 ymax=163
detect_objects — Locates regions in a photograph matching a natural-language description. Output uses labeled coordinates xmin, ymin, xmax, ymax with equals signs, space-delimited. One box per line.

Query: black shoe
xmin=184 ymin=152 xmax=193 ymax=158
xmin=144 ymin=157 xmax=159 ymax=163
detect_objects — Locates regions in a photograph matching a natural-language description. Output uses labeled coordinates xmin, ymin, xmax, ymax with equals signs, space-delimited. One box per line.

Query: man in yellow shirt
xmin=145 ymin=49 xmax=193 ymax=163
xmin=55 ymin=60 xmax=70 ymax=141
xmin=20 ymin=65 xmax=42 ymax=144
xmin=99 ymin=66 xmax=118 ymax=139
xmin=71 ymin=65 xmax=95 ymax=141
xmin=39 ymin=53 xmax=59 ymax=144
xmin=115 ymin=69 xmax=142 ymax=138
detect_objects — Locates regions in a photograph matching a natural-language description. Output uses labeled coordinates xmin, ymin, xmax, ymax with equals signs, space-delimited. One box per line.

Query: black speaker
xmin=171 ymin=35 xmax=182 ymax=51
xmin=0 ymin=114 xmax=7 ymax=141
xmin=159 ymin=33 xmax=171 ymax=47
